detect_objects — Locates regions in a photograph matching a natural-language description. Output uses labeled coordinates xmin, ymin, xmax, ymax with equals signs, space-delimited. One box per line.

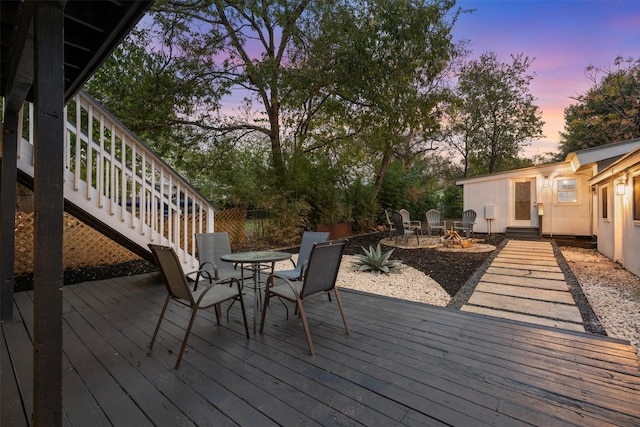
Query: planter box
xmin=317 ymin=222 xmax=352 ymax=239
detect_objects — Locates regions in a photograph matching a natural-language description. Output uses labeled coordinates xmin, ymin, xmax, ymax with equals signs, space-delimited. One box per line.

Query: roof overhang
xmin=566 ymin=138 xmax=640 ymax=173
xmin=590 ymin=146 xmax=640 ymax=186
xmin=455 ymin=161 xmax=568 ymax=186
xmin=1 ymin=0 xmax=153 ymax=114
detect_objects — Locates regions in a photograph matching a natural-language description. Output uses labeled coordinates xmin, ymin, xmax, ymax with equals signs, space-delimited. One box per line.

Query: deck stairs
xmin=10 ymin=91 xmax=215 ymax=272
xmin=504 ymin=226 xmax=540 ymax=240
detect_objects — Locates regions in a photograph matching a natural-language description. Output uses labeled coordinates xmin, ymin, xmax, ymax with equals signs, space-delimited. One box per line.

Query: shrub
xmin=352 ymin=243 xmax=403 ymax=275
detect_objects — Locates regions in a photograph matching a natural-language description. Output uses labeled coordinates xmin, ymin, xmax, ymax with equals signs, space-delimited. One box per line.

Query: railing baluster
xmin=63 ymin=106 xmax=69 ymax=169
xmin=86 ymin=104 xmax=93 ymax=200
xmin=191 ymin=197 xmax=196 ymax=256
xmin=140 ymin=150 xmax=146 ymax=236
xmin=17 ymin=105 xmax=24 ymax=161
xmin=74 ymin=100 xmax=81 ymax=191
xmin=98 ymin=114 xmax=105 ymax=208
xmin=183 ymin=189 xmax=188 ymax=260
xmin=110 ymin=124 xmax=116 ymax=216
xmin=150 ymin=158 xmax=156 ymax=241
xmin=120 ymin=133 xmax=127 ymax=222
xmin=167 ymin=174 xmax=173 ymax=245
xmin=130 ymin=143 xmax=137 ymax=229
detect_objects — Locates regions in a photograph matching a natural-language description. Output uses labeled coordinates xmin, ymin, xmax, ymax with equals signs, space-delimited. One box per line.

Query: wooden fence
xmin=14 ymin=208 xmax=247 ymax=276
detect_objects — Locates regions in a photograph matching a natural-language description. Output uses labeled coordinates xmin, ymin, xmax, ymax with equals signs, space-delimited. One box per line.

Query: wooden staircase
xmin=12 ymin=91 xmax=215 ymax=272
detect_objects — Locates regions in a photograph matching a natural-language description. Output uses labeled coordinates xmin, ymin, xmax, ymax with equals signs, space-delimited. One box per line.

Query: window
xmin=557 ymin=179 xmax=578 ymax=203
xmin=602 ymin=186 xmax=608 ymax=219
xmin=634 ymin=175 xmax=640 ymax=221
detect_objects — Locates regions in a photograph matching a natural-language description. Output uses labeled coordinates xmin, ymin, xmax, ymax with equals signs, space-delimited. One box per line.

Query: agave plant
xmin=353 ymin=243 xmax=403 ymax=275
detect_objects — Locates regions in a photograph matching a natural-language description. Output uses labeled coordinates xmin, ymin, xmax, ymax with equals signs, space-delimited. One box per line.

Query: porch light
xmin=543 ymin=176 xmax=550 ymax=187
xmin=616 ymin=178 xmax=626 ymax=196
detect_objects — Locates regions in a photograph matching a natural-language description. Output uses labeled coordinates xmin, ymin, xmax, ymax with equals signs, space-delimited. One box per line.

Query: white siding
xmin=622 ymin=171 xmax=640 ymax=277
xmin=542 ymin=174 xmax=592 ymax=236
xmin=597 ymin=182 xmax=615 ymax=261
xmin=462 ymin=178 xmax=509 ymax=234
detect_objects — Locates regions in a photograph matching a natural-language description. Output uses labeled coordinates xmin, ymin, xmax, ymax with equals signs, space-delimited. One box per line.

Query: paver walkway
xmin=461 ymin=240 xmax=585 ymax=332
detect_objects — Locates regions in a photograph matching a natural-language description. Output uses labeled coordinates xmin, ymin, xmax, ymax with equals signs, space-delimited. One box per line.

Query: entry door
xmin=511 ymin=178 xmax=538 ymax=227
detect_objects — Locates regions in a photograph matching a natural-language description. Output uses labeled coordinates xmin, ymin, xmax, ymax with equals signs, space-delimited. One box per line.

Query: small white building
xmin=456 ymin=138 xmax=640 ymax=276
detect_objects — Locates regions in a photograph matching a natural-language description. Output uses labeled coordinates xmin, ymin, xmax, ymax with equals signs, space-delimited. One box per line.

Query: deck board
xmin=3 ymin=273 xmax=640 ymax=426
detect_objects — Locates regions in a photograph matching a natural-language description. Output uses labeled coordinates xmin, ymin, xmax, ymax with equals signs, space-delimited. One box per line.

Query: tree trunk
xmin=373 ymin=145 xmax=392 ymax=196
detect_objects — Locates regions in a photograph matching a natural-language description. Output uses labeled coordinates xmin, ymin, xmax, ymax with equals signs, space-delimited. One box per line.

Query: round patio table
xmin=220 ymin=251 xmax=292 ymax=332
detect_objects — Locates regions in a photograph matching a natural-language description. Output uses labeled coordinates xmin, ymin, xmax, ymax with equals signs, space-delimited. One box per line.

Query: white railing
xmin=13 ymin=91 xmax=215 ymax=271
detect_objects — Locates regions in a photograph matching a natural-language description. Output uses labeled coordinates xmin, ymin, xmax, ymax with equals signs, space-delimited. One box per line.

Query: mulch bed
xmin=343 ymin=231 xmax=505 ymax=297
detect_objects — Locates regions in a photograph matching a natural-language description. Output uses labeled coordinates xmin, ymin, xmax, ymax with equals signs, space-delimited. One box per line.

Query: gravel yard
xmin=315 ymin=233 xmax=640 ymax=357
xmin=560 ymin=246 xmax=640 ymax=356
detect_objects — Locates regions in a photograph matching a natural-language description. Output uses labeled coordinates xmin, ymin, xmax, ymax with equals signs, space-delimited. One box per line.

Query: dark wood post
xmin=0 ymin=114 xmax=19 ymax=321
xmin=32 ymin=2 xmax=65 ymax=424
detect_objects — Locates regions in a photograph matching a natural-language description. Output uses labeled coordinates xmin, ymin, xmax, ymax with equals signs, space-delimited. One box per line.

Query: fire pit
xmin=441 ymin=230 xmax=473 ymax=248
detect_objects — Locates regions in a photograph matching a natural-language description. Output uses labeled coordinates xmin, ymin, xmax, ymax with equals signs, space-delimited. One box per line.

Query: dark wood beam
xmin=0 ymin=114 xmax=18 ymax=321
xmin=32 ymin=2 xmax=65 ymax=424
xmin=63 ymin=1 xmax=151 ymax=101
xmin=3 ymin=1 xmax=37 ymax=115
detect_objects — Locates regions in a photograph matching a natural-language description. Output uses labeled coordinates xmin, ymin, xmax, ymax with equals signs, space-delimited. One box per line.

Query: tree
xmin=86 ymin=0 xmax=468 ymax=235
xmin=84 ymin=27 xmax=221 ymax=170
xmin=446 ymin=52 xmax=544 ymax=176
xmin=149 ymin=0 xmax=464 ymax=189
xmin=295 ymin=0 xmax=464 ymax=196
xmin=149 ymin=0 xmax=322 ymax=190
xmin=558 ymin=56 xmax=640 ymax=159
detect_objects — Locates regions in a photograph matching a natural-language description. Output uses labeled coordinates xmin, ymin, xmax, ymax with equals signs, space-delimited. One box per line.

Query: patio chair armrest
xmin=186 ymin=267 xmax=214 ymax=291
xmin=267 ymin=273 xmax=301 ymax=299
xmin=197 ymin=261 xmax=220 ymax=279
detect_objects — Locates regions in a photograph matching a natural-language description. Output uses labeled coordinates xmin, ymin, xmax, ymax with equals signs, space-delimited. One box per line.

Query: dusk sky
xmin=454 ymin=0 xmax=640 ymax=157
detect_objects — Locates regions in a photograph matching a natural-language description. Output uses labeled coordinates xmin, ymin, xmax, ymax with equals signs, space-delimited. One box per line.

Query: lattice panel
xmin=14 ymin=212 xmax=35 ymax=276
xmin=13 ymin=208 xmax=246 ymax=276
xmin=14 ymin=212 xmax=140 ymax=276
xmin=63 ymin=214 xmax=140 ymax=269
xmin=215 ymin=208 xmax=246 ymax=248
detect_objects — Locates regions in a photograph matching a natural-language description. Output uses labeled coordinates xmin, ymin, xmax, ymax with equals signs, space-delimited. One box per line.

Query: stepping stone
xmin=493 ymin=256 xmax=559 ymax=267
xmin=461 ymin=305 xmax=585 ymax=332
xmin=466 ymin=292 xmax=583 ymax=323
xmin=475 ymin=282 xmax=575 ymax=304
xmin=478 ymin=273 xmax=569 ymax=291
xmin=486 ymin=266 xmax=565 ymax=281
xmin=490 ymin=261 xmax=562 ymax=273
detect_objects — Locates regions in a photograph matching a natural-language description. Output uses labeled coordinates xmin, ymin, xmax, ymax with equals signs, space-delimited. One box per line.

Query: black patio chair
xmin=392 ymin=211 xmax=420 ymax=245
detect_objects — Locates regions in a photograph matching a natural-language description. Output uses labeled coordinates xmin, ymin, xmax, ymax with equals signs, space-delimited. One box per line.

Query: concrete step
xmin=505 ymin=227 xmax=540 ymax=239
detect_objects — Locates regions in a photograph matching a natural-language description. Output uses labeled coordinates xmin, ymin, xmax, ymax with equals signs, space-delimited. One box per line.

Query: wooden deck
xmin=3 ymin=272 xmax=640 ymax=426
